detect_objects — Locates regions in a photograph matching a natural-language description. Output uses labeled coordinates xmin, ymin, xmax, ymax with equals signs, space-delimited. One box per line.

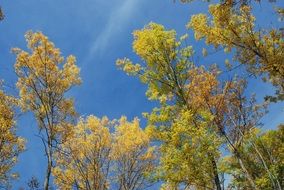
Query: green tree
xmin=223 ymin=125 xmax=283 ymax=189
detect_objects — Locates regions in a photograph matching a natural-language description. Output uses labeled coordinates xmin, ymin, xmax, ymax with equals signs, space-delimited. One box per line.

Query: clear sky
xmin=0 ymin=0 xmax=283 ymax=189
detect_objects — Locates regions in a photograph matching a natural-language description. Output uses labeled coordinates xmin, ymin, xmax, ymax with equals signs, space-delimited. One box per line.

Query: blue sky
xmin=0 ymin=0 xmax=283 ymax=189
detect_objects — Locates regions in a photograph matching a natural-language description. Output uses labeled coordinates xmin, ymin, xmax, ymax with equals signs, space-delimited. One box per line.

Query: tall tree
xmin=116 ymin=22 xmax=272 ymax=189
xmin=117 ymin=23 xmax=224 ymax=189
xmin=13 ymin=31 xmax=81 ymax=190
xmin=150 ymin=109 xmax=222 ymax=190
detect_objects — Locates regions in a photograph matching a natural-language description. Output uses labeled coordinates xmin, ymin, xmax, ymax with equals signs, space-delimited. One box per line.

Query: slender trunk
xmin=44 ymin=141 xmax=52 ymax=190
xmin=210 ymin=155 xmax=222 ymax=190
xmin=225 ymin=134 xmax=258 ymax=189
xmin=251 ymin=143 xmax=282 ymax=190
xmin=236 ymin=125 xmax=281 ymax=189
xmin=236 ymin=154 xmax=257 ymax=190
xmin=217 ymin=125 xmax=257 ymax=189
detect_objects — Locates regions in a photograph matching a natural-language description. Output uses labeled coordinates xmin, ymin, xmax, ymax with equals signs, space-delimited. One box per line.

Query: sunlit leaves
xmin=13 ymin=31 xmax=81 ymax=128
xmin=13 ymin=31 xmax=81 ymax=140
xmin=0 ymin=90 xmax=25 ymax=189
xmin=13 ymin=31 xmax=81 ymax=190
xmin=188 ymin=3 xmax=284 ymax=101
xmin=154 ymin=109 xmax=222 ymax=189
xmin=223 ymin=126 xmax=284 ymax=189
xmin=53 ymin=116 xmax=156 ymax=190
xmin=53 ymin=116 xmax=112 ymax=190
xmin=117 ymin=23 xmax=193 ymax=106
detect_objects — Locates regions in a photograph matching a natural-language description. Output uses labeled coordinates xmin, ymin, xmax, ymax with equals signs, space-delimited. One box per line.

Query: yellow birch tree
xmin=13 ymin=31 xmax=81 ymax=190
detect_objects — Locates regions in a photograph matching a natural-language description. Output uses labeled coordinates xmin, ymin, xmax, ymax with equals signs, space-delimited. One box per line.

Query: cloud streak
xmin=87 ymin=0 xmax=141 ymax=58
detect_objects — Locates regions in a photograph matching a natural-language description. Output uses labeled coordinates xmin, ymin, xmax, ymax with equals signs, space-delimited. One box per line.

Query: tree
xmin=150 ymin=109 xmax=222 ymax=190
xmin=188 ymin=3 xmax=284 ymax=101
xmin=13 ymin=31 xmax=81 ymax=190
xmin=117 ymin=23 xmax=224 ymax=189
xmin=179 ymin=1 xmax=283 ymax=188
xmin=0 ymin=89 xmax=25 ymax=189
xmin=53 ymin=116 xmax=112 ymax=190
xmin=116 ymin=22 xmax=273 ymax=189
xmin=53 ymin=116 xmax=156 ymax=190
xmin=112 ymin=116 xmax=156 ymax=190
xmin=223 ymin=125 xmax=284 ymax=189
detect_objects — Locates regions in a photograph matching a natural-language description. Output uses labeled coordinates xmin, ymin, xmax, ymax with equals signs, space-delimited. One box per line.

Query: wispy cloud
xmin=87 ymin=0 xmax=141 ymax=58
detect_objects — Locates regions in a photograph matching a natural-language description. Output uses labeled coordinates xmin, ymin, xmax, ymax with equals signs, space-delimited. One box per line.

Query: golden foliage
xmin=13 ymin=31 xmax=81 ymax=190
xmin=188 ymin=4 xmax=284 ymax=100
xmin=53 ymin=116 xmax=156 ymax=190
xmin=0 ymin=90 xmax=25 ymax=188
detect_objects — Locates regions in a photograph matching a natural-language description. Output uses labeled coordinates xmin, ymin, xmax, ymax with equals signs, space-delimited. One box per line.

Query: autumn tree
xmin=150 ymin=109 xmax=222 ymax=190
xmin=175 ymin=0 xmax=283 ymax=189
xmin=13 ymin=31 xmax=81 ymax=190
xmin=117 ymin=23 xmax=224 ymax=189
xmin=188 ymin=3 xmax=284 ymax=101
xmin=53 ymin=116 xmax=156 ymax=190
xmin=112 ymin=116 xmax=156 ymax=190
xmin=116 ymin=21 xmax=276 ymax=189
xmin=183 ymin=1 xmax=283 ymax=188
xmin=222 ymin=125 xmax=284 ymax=189
xmin=53 ymin=116 xmax=112 ymax=190
xmin=0 ymin=89 xmax=25 ymax=189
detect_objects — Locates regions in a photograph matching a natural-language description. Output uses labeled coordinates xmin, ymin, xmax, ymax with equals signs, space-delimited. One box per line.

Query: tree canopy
xmin=0 ymin=1 xmax=283 ymax=190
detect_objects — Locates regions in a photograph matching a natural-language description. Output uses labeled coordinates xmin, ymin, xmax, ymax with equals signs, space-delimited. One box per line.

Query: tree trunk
xmin=252 ymin=143 xmax=281 ymax=190
xmin=44 ymin=142 xmax=52 ymax=190
xmin=236 ymin=155 xmax=257 ymax=189
xmin=209 ymin=154 xmax=222 ymax=190
xmin=218 ymin=127 xmax=257 ymax=189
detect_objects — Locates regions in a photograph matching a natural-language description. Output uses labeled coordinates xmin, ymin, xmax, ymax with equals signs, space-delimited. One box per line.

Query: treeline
xmin=0 ymin=0 xmax=283 ymax=190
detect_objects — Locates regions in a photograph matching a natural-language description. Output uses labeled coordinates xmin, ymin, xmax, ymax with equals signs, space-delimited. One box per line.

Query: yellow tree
xmin=53 ymin=116 xmax=156 ymax=190
xmin=188 ymin=3 xmax=284 ymax=101
xmin=116 ymin=23 xmax=224 ymax=189
xmin=0 ymin=89 xmax=25 ymax=189
xmin=150 ymin=109 xmax=222 ymax=190
xmin=53 ymin=116 xmax=112 ymax=190
xmin=116 ymin=22 xmax=271 ymax=189
xmin=176 ymin=1 xmax=283 ymax=188
xmin=13 ymin=31 xmax=81 ymax=190
xmin=112 ymin=116 xmax=156 ymax=190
